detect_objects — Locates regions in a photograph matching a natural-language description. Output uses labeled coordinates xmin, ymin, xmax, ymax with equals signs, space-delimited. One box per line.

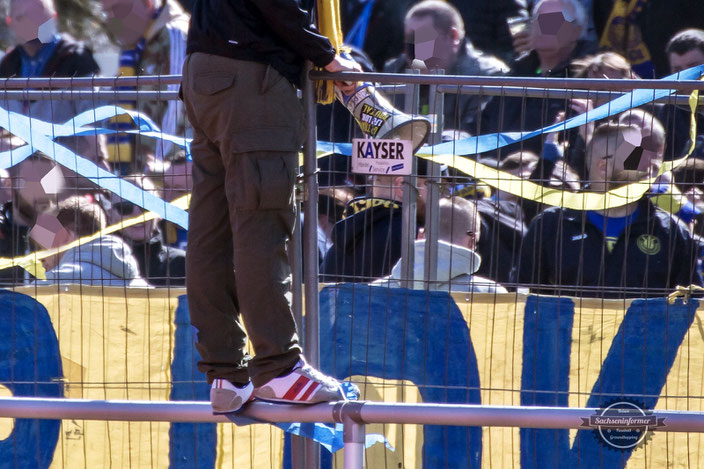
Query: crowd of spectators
xmin=1 ymin=0 xmax=704 ymax=297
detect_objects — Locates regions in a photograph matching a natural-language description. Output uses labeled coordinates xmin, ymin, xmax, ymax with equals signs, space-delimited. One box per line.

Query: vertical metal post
xmin=302 ymin=61 xmax=321 ymax=469
xmin=400 ymin=71 xmax=420 ymax=288
xmin=342 ymin=417 xmax=366 ymax=469
xmin=423 ymin=71 xmax=444 ymax=288
xmin=288 ymin=199 xmax=306 ymax=468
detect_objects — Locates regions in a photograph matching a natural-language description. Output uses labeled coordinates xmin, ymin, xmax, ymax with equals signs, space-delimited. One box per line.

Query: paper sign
xmin=351 ymin=138 xmax=412 ymax=175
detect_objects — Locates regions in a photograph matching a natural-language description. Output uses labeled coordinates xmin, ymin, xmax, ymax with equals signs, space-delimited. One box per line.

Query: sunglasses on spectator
xmin=112 ymin=201 xmax=138 ymax=216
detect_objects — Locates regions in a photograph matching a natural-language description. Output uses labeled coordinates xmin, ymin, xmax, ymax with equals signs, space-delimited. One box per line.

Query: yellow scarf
xmin=598 ymin=0 xmax=653 ymax=76
xmin=315 ymin=0 xmax=345 ymax=104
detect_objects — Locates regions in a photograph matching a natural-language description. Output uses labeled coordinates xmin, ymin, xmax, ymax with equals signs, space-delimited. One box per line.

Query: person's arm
xmin=252 ymin=0 xmax=337 ymax=67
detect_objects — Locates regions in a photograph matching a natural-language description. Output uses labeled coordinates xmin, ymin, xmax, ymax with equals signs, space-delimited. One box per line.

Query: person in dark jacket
xmin=102 ymin=175 xmax=185 ymax=287
xmin=182 ymin=0 xmax=360 ymax=412
xmin=514 ymin=122 xmax=703 ymax=298
xmin=2 ymin=0 xmax=108 ymax=187
xmin=320 ymin=158 xmax=440 ymax=283
xmin=383 ymin=0 xmax=508 ymax=133
xmin=480 ymin=0 xmax=597 ymax=158
xmin=447 ymin=0 xmax=529 ymax=64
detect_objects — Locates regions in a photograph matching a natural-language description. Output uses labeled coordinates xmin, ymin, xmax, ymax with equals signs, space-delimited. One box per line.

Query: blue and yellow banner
xmin=1 ymin=285 xmax=704 ymax=467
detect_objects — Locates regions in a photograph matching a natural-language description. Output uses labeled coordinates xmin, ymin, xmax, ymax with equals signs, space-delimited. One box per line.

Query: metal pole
xmin=423 ymin=71 xmax=444 ymax=288
xmin=400 ymin=72 xmax=419 ymax=288
xmin=289 ymin=197 xmax=306 ymax=469
xmin=301 ymin=60 xmax=321 ymax=469
xmin=4 ymin=397 xmax=704 ymax=433
xmin=311 ymin=70 xmax=704 ymax=92
xmin=2 ymin=72 xmax=704 ymax=91
xmin=342 ymin=417 xmax=365 ymax=469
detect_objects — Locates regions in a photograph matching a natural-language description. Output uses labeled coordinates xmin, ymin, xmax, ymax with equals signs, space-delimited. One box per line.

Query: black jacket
xmin=129 ymin=236 xmax=186 ymax=287
xmin=0 ymin=203 xmax=31 ymax=286
xmin=0 ymin=34 xmax=99 ymax=78
xmin=320 ymin=197 xmax=403 ymax=283
xmin=513 ymin=199 xmax=703 ymax=298
xmin=187 ymin=0 xmax=336 ymax=87
xmin=479 ymin=41 xmax=597 ymax=158
xmin=474 ymin=198 xmax=526 ymax=285
xmin=383 ymin=40 xmax=508 ymax=132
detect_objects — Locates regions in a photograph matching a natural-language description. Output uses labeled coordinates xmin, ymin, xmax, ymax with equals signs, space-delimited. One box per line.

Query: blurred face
xmin=8 ymin=0 xmax=55 ymax=44
xmin=669 ymin=49 xmax=704 ymax=74
xmin=587 ymin=128 xmax=651 ymax=192
xmin=101 ymin=0 xmax=154 ymax=47
xmin=405 ymin=15 xmax=459 ymax=71
xmin=531 ymin=0 xmax=582 ymax=56
xmin=162 ymin=161 xmax=192 ymax=202
xmin=105 ymin=195 xmax=158 ymax=243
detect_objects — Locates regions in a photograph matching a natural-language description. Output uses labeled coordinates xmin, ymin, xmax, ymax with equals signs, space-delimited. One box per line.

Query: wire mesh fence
xmin=0 ymin=68 xmax=702 ymax=467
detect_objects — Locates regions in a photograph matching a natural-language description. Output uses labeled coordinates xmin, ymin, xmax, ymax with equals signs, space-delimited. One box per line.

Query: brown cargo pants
xmin=181 ymin=52 xmax=303 ymax=387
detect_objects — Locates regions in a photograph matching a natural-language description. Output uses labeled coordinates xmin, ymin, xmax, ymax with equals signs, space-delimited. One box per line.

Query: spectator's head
xmin=587 ymin=123 xmax=662 ymax=192
xmin=370 ymin=158 xmax=445 ymax=221
xmin=404 ymin=0 xmax=465 ymax=70
xmin=617 ymin=109 xmax=665 ymax=166
xmin=101 ymin=0 xmax=157 ymax=48
xmin=438 ymin=197 xmax=481 ymax=251
xmin=161 ymin=156 xmax=192 ymax=202
xmin=666 ymin=29 xmax=704 ymax=74
xmin=8 ymin=0 xmax=56 ymax=46
xmin=573 ymin=52 xmax=634 ymax=79
xmin=572 ymin=53 xmax=636 ymax=105
xmin=495 ymin=151 xmax=540 ymax=203
xmin=36 ymin=195 xmax=107 ymax=271
xmin=530 ymin=0 xmax=586 ymax=68
xmin=102 ymin=174 xmax=160 ymax=243
xmin=12 ymin=157 xmax=64 ymax=227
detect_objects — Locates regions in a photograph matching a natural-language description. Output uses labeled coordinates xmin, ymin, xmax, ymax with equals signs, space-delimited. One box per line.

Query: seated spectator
xmin=383 ymin=0 xmax=508 ymax=133
xmin=1 ymin=0 xmax=108 ymax=179
xmin=514 ymin=122 xmax=702 ymax=297
xmin=317 ymin=187 xmax=355 ymax=262
xmin=101 ymin=0 xmax=190 ymax=171
xmin=447 ymin=0 xmax=529 ymax=64
xmin=481 ymin=0 xmax=596 ymax=157
xmin=658 ymin=29 xmax=704 ymax=159
xmin=320 ymin=158 xmax=441 ymax=283
xmin=0 ymin=157 xmax=67 ymax=285
xmin=379 ymin=196 xmax=507 ymax=293
xmin=470 ymin=153 xmax=536 ymax=284
xmin=101 ymin=175 xmax=185 ymax=287
xmin=150 ymin=153 xmax=192 ymax=249
xmin=36 ymin=196 xmax=147 ymax=287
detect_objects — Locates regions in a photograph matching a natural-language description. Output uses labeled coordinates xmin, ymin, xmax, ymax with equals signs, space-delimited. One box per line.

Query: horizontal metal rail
xmin=0 ymin=72 xmax=702 ymax=92
xmin=0 ymin=75 xmax=182 ymax=88
xmin=1 ymin=397 xmax=703 ymax=432
xmin=312 ymin=71 xmax=704 ymax=92
xmin=1 ymin=87 xmax=697 ymax=105
xmin=0 ymin=90 xmax=179 ymax=101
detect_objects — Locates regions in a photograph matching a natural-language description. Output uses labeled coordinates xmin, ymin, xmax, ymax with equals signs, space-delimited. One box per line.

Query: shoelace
xmin=298 ymin=362 xmax=341 ymax=388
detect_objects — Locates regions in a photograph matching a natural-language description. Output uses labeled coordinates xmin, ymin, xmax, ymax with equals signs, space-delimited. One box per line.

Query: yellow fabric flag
xmin=315 ymin=0 xmax=345 ymax=104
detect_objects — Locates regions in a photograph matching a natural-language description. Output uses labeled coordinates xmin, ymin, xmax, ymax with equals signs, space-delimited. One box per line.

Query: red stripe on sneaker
xmin=282 ymin=376 xmax=310 ymax=400
xmin=299 ymin=382 xmax=320 ymax=401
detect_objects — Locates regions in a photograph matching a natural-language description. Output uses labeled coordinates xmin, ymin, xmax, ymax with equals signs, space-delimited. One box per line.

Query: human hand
xmin=570 ymin=98 xmax=594 ymax=142
xmin=325 ymin=54 xmax=363 ymax=95
xmin=512 ymin=28 xmax=532 ymax=55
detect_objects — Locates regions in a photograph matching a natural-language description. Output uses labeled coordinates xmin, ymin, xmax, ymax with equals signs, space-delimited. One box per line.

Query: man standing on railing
xmin=181 ymin=0 xmax=361 ymax=413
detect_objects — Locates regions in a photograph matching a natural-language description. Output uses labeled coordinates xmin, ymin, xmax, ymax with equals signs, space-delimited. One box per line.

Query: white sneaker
xmin=210 ymin=379 xmax=254 ymax=413
xmin=254 ymin=358 xmax=359 ymax=404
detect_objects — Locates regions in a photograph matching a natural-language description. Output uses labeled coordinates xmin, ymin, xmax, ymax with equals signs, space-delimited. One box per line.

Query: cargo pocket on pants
xmin=255 ymin=153 xmax=297 ymax=211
